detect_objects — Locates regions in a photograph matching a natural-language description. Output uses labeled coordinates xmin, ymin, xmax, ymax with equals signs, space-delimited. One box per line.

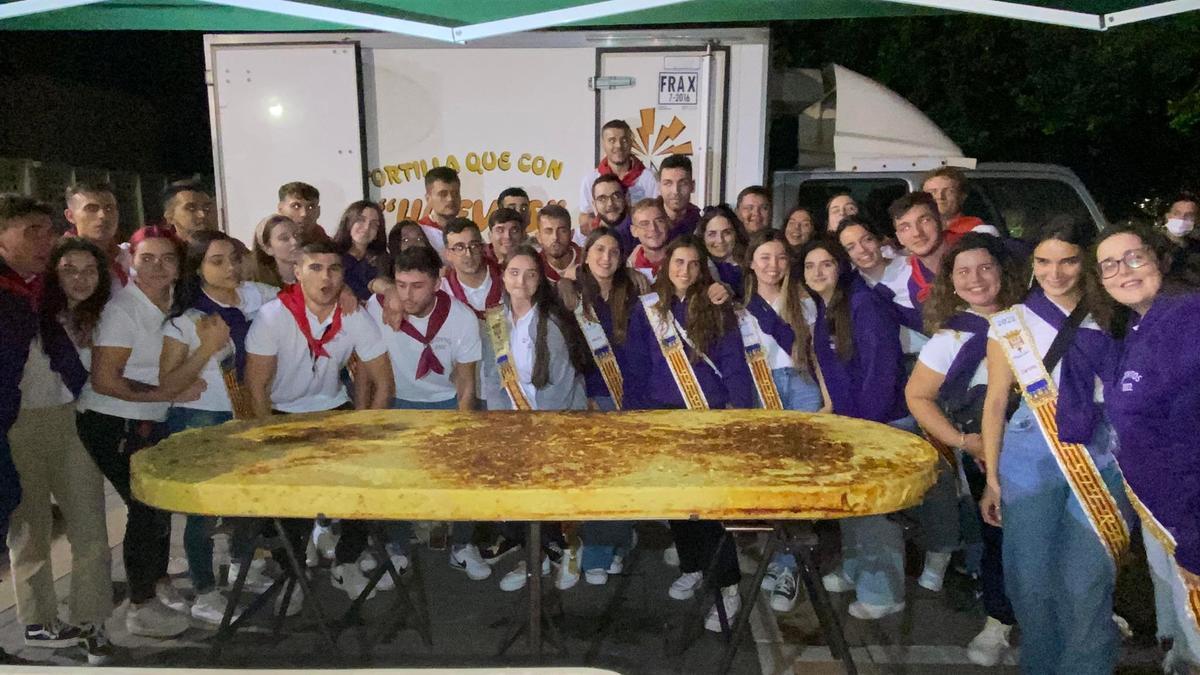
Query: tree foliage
xmin=773 ymin=15 xmax=1200 ymax=218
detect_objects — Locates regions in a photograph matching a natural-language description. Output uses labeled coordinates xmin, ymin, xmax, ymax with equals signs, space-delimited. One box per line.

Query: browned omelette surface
xmin=131 ymin=409 xmax=938 ymax=521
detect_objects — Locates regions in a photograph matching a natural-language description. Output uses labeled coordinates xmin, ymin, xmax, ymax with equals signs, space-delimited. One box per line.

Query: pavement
xmin=0 ymin=488 xmax=1169 ymax=674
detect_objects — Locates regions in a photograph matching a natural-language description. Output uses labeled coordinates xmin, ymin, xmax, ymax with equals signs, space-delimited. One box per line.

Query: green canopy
xmin=1 ymin=0 xmax=1194 ymax=36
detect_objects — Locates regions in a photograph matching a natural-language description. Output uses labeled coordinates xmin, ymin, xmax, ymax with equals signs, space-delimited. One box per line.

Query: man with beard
xmin=162 ymin=181 xmax=216 ymax=244
xmin=591 ymin=175 xmax=634 ymax=256
xmin=659 ymin=154 xmax=701 ymax=241
xmin=536 ymin=204 xmax=581 ymax=283
xmin=441 ymin=218 xmax=503 ymax=319
xmin=418 ymin=166 xmax=462 ymax=257
xmin=63 ymin=182 xmax=130 ymax=285
xmin=578 ymin=119 xmax=658 ymax=231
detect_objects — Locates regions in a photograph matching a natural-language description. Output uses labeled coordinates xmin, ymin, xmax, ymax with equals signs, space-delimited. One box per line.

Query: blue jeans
xmin=836 ymin=416 xmax=919 ymax=606
xmin=999 ymin=402 xmax=1129 ymax=674
xmin=392 ymin=397 xmax=458 ymax=410
xmin=770 ymin=367 xmax=822 ymax=571
xmin=166 ymin=407 xmax=253 ymax=594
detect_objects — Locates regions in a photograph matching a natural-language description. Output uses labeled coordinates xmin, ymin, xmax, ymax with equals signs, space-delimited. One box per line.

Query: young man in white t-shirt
xmin=439 ymin=218 xmax=502 ymax=320
xmin=244 ymin=240 xmax=394 ymax=601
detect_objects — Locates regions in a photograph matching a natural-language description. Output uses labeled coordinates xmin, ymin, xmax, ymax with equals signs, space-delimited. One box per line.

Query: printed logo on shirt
xmin=1120 ymin=370 xmax=1142 ymax=392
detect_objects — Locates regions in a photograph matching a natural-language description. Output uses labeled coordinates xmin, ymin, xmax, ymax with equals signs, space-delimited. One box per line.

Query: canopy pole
xmin=0 ymin=0 xmax=105 ymax=21
xmin=451 ymin=0 xmax=694 ymax=43
xmin=880 ymin=0 xmax=1105 ymax=29
xmin=196 ymin=0 xmax=456 ymax=41
xmin=1105 ymin=0 xmax=1200 ymax=26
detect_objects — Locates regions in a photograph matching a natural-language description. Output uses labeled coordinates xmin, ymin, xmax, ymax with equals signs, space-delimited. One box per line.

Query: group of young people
xmin=1 ymin=117 xmax=1198 ymax=673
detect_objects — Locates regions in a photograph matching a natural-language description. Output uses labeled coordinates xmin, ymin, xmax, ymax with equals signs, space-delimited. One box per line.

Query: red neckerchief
xmin=942 ymin=215 xmax=985 ymax=249
xmin=419 ymin=215 xmax=442 ymax=231
xmin=598 ymin=155 xmax=646 ymax=190
xmin=909 ymin=256 xmax=934 ymax=303
xmin=0 ymin=267 xmax=43 ymax=311
xmin=277 ymin=283 xmax=342 ymax=361
xmin=397 ymin=290 xmax=453 ymax=380
xmin=630 ymin=245 xmax=664 ymax=276
xmin=63 ymin=229 xmax=128 ymax=286
xmin=541 ymin=243 xmax=581 ymax=283
xmin=444 ymin=258 xmax=502 ymax=319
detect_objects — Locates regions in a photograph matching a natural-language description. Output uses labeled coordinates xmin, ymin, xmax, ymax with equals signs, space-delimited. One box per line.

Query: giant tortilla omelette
xmin=131 ymin=409 xmax=939 ymax=521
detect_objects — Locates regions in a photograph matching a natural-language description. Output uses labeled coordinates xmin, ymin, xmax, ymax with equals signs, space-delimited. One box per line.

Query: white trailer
xmin=204 ymin=29 xmax=770 ymax=244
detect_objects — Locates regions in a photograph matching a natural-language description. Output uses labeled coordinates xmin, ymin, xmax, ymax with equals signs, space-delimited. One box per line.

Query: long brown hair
xmin=40 ymin=237 xmax=111 ymax=347
xmin=332 ymin=200 xmax=388 ymax=266
xmin=923 ymin=232 xmax=1024 ymax=333
xmin=504 ymin=245 xmax=592 ymax=388
xmin=799 ymin=237 xmax=855 ymax=361
xmin=651 ymin=235 xmax=730 ymax=361
xmin=743 ymin=230 xmax=812 ymax=373
xmin=578 ymin=227 xmax=638 ymax=345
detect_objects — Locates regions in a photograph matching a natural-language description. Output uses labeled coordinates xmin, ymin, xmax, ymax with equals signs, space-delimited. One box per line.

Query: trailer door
xmin=595 ymin=46 xmax=729 ymax=208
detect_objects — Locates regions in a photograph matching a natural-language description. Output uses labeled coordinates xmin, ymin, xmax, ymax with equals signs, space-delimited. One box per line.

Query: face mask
xmin=1165 ymin=218 xmax=1194 ymax=236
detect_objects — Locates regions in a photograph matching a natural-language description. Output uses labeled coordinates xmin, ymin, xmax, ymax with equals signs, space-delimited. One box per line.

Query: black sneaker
xmin=24 ymin=620 xmax=83 ymax=648
xmin=78 ymin=623 xmax=113 ymax=666
xmin=479 ymin=536 xmax=520 ymax=565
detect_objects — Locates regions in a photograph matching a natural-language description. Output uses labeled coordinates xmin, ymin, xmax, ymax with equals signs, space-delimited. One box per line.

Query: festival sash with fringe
xmin=1124 ymin=487 xmax=1200 ymax=633
xmin=991 ymin=308 xmax=1130 ymax=565
xmin=574 ymin=302 xmax=623 ymax=409
xmin=734 ymin=308 xmax=782 ymax=410
xmin=484 ymin=306 xmax=532 ymax=410
xmin=640 ymin=293 xmax=708 ymax=410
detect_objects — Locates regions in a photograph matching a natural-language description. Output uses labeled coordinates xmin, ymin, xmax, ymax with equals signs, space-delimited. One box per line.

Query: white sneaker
xmin=359 ymin=553 xmax=408 ymax=592
xmin=704 ymin=584 xmax=741 ymax=633
xmin=167 ymin=556 xmax=189 ymax=575
xmin=663 ymin=544 xmax=680 ymax=567
xmin=760 ymin=561 xmax=785 ymax=592
xmin=499 ymin=557 xmax=551 ymax=592
xmin=190 ymin=590 xmax=234 ymax=625
xmin=668 ymin=571 xmax=704 ymax=600
xmin=331 ymin=562 xmax=376 ymax=601
xmin=917 ymin=551 xmax=953 ymax=592
xmin=584 ymin=568 xmax=609 ymax=585
xmin=769 ymin=567 xmax=800 ymax=613
xmin=555 ymin=542 xmax=580 ymax=591
xmin=847 ymin=599 xmax=905 ymax=620
xmin=274 ymin=580 xmax=304 ymax=617
xmin=449 ymin=544 xmax=492 ymax=580
xmin=607 ymin=554 xmax=624 ymax=575
xmin=821 ymin=569 xmax=855 ymax=593
xmin=126 ymin=599 xmax=189 ymax=638
xmin=966 ymin=616 xmax=1012 ymax=666
xmin=229 ymin=558 xmax=273 ymax=594
xmin=156 ymin=579 xmax=190 ymax=613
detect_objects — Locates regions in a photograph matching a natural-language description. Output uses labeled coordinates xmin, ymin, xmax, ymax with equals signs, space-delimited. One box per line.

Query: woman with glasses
xmin=332 ymin=200 xmax=388 ymax=301
xmin=904 ymin=233 xmax=1023 ymax=665
xmin=1097 ymin=222 xmax=1200 ymax=673
xmin=978 ymin=220 xmax=1131 ymax=674
xmin=6 ymin=238 xmax=113 ymax=663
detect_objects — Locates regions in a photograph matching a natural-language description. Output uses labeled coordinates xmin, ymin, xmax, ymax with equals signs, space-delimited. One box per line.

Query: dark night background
xmin=2 ymin=16 xmax=1199 ymax=220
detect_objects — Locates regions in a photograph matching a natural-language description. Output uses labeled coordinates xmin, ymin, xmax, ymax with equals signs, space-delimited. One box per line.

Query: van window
xmin=791 ymin=179 xmax=909 ymax=238
xmin=965 ymin=178 xmax=1099 ymax=245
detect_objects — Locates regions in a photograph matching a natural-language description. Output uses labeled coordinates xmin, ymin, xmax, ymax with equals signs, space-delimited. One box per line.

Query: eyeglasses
xmin=594 ymin=193 xmax=625 ymax=205
xmin=1098 ymin=246 xmax=1154 ymax=279
xmin=447 ymin=241 xmax=484 ymax=254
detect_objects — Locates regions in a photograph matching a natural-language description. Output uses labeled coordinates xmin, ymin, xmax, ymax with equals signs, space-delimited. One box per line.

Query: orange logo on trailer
xmin=630 ymin=108 xmax=693 ymax=170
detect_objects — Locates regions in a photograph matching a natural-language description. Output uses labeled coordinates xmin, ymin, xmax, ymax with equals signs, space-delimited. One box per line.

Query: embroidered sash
xmin=991 ymin=308 xmax=1129 ymax=564
xmin=484 ymin=306 xmax=532 ymax=410
xmin=1125 ymin=486 xmax=1200 ymax=632
xmin=640 ymin=292 xmax=708 ymax=410
xmin=734 ymin=308 xmax=782 ymax=410
xmin=574 ymin=302 xmax=623 ymax=409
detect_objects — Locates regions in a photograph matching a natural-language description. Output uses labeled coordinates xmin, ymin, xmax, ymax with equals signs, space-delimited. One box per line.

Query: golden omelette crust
xmin=132 ymin=409 xmax=938 ymax=521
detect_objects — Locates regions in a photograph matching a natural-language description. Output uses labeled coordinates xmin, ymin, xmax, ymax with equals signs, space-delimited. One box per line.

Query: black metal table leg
xmin=716 ymin=523 xmax=783 ymax=674
xmin=795 ymin=533 xmax=857 ymax=675
xmin=272 ymin=518 xmax=342 ymax=656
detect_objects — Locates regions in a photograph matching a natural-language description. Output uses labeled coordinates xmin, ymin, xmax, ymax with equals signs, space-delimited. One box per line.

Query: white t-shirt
xmin=19 ymin=336 xmax=73 ymax=409
xmin=162 ymin=282 xmax=277 ymax=412
xmin=420 ymin=223 xmax=446 ymax=256
xmin=917 ymin=312 xmax=989 ymax=390
xmin=367 ymin=294 xmax=482 ymax=403
xmin=439 ymin=273 xmax=493 ymax=316
xmin=245 ymin=298 xmax=387 ymax=413
xmin=76 ymin=283 xmax=171 ymax=421
xmin=986 ymin=301 xmax=1104 ymax=401
xmin=578 ymin=167 xmax=659 ymax=216
xmin=508 ymin=306 xmax=539 ymax=410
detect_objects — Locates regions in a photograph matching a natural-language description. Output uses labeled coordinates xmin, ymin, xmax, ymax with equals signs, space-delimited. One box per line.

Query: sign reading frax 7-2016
xmin=658 ymin=71 xmax=699 ymax=105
